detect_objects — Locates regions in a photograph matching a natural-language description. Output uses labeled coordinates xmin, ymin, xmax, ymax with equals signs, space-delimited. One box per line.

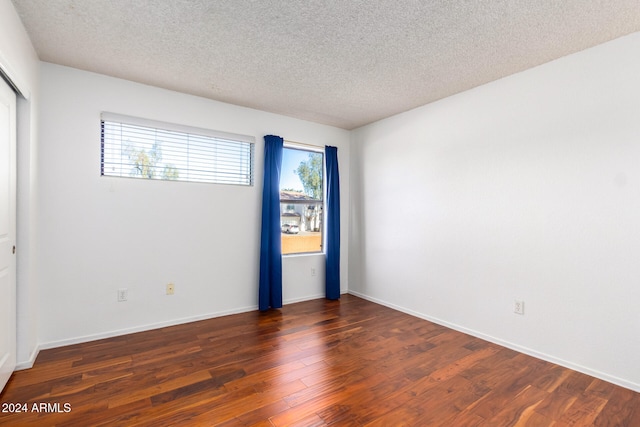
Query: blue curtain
xmin=325 ymin=146 xmax=340 ymax=300
xmin=259 ymin=135 xmax=284 ymax=311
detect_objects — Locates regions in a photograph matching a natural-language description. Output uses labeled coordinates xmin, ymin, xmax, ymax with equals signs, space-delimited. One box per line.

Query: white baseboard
xmin=283 ymin=293 xmax=325 ymax=305
xmin=32 ymin=294 xmax=337 ymax=356
xmin=347 ymin=290 xmax=640 ymax=393
xmin=15 ymin=344 xmax=40 ymax=371
xmin=38 ymin=304 xmax=259 ymax=352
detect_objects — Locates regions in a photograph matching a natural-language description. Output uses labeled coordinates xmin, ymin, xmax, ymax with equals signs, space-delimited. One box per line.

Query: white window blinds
xmin=100 ymin=113 xmax=254 ymax=186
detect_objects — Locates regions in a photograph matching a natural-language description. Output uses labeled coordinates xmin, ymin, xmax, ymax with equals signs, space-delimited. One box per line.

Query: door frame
xmin=0 ymin=72 xmax=17 ymax=392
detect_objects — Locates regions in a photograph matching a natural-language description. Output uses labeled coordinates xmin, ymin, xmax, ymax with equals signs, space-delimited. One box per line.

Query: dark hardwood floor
xmin=0 ymin=294 xmax=638 ymax=426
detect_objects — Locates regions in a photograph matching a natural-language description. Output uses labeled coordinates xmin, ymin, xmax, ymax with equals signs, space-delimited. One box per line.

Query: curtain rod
xmin=284 ymin=139 xmax=324 ymax=150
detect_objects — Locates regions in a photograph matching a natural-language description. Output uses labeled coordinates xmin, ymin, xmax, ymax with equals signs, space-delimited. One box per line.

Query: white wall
xmin=0 ymin=0 xmax=40 ymax=368
xmin=38 ymin=63 xmax=349 ymax=348
xmin=350 ymin=32 xmax=640 ymax=391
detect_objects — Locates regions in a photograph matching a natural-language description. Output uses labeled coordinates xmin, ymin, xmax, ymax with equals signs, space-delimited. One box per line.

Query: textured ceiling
xmin=11 ymin=0 xmax=640 ymax=129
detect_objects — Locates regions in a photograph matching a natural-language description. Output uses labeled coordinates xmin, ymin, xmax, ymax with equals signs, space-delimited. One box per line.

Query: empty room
xmin=1 ymin=0 xmax=639 ymax=425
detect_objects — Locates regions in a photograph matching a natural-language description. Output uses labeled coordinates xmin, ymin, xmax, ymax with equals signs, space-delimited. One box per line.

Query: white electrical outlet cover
xmin=514 ymin=300 xmax=524 ymax=315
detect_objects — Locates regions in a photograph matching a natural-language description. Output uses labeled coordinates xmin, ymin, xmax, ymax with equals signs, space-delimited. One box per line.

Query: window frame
xmin=280 ymin=144 xmax=325 ymax=256
xmin=100 ymin=112 xmax=255 ymax=186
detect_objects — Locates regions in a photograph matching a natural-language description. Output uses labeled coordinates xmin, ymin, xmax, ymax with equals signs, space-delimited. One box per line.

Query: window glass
xmin=101 ymin=114 xmax=254 ymax=186
xmin=280 ymin=147 xmax=323 ymax=254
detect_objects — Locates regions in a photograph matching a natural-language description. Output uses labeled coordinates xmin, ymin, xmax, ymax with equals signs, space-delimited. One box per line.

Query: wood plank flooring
xmin=0 ymin=294 xmax=638 ymax=426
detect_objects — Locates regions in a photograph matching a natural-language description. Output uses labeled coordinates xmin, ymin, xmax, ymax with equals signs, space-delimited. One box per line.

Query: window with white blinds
xmin=100 ymin=113 xmax=254 ymax=186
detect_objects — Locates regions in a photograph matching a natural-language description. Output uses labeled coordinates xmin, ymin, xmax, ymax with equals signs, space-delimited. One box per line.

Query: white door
xmin=0 ymin=76 xmax=17 ymax=392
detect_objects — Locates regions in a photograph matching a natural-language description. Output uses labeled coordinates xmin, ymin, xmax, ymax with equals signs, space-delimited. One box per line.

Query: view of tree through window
xmin=122 ymin=139 xmax=180 ymax=180
xmin=280 ymin=147 xmax=323 ymax=255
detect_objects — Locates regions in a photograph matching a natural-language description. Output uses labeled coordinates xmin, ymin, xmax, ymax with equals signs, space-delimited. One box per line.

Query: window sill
xmin=282 ymin=252 xmax=324 ymax=258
